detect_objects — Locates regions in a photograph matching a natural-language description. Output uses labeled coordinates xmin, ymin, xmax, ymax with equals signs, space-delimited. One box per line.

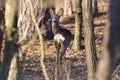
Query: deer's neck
xmin=52 ymin=23 xmax=61 ymax=34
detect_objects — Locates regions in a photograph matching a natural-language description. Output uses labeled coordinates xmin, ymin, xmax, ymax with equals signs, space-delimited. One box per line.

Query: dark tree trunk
xmin=0 ymin=8 xmax=4 ymax=64
xmin=96 ymin=0 xmax=120 ymax=80
xmin=92 ymin=0 xmax=98 ymax=16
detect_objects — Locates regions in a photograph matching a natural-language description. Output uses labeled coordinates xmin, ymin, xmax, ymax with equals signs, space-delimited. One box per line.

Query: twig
xmin=111 ymin=64 xmax=120 ymax=76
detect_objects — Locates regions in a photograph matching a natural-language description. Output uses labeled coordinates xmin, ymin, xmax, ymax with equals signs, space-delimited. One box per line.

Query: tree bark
xmin=92 ymin=0 xmax=98 ymax=16
xmin=73 ymin=0 xmax=82 ymax=51
xmin=82 ymin=0 xmax=97 ymax=80
xmin=0 ymin=6 xmax=4 ymax=64
xmin=0 ymin=0 xmax=18 ymax=80
xmin=17 ymin=0 xmax=37 ymax=44
xmin=64 ymin=0 xmax=73 ymax=16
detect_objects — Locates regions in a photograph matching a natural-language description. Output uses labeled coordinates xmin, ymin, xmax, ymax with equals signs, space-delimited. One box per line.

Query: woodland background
xmin=0 ymin=0 xmax=120 ymax=80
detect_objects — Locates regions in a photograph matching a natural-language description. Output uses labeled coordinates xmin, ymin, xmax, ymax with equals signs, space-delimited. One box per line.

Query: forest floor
xmin=17 ymin=0 xmax=120 ymax=80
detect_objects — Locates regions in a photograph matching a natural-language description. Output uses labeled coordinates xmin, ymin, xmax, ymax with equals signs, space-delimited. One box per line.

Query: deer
xmin=50 ymin=8 xmax=72 ymax=79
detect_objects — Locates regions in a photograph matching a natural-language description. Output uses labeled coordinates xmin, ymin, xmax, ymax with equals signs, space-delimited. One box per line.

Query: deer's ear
xmin=57 ymin=8 xmax=64 ymax=17
xmin=50 ymin=9 xmax=55 ymax=16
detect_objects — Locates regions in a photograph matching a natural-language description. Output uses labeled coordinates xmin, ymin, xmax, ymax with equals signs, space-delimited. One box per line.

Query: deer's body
xmin=54 ymin=28 xmax=72 ymax=66
xmin=50 ymin=8 xmax=72 ymax=66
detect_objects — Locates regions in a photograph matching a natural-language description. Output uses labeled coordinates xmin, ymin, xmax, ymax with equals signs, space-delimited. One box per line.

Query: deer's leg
xmin=55 ymin=42 xmax=61 ymax=66
xmin=54 ymin=41 xmax=61 ymax=80
xmin=60 ymin=41 xmax=70 ymax=65
xmin=61 ymin=41 xmax=72 ymax=78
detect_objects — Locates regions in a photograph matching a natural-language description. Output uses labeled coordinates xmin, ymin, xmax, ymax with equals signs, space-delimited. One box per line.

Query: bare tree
xmin=73 ymin=0 xmax=82 ymax=51
xmin=82 ymin=0 xmax=97 ymax=80
xmin=0 ymin=0 xmax=18 ymax=80
xmin=17 ymin=0 xmax=39 ymax=44
xmin=96 ymin=0 xmax=120 ymax=80
xmin=64 ymin=0 xmax=73 ymax=16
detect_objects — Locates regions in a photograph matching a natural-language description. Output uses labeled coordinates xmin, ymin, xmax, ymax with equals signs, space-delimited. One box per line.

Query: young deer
xmin=50 ymin=8 xmax=72 ymax=68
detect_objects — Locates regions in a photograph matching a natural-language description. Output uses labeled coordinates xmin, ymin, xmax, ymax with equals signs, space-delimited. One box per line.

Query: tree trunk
xmin=0 ymin=7 xmax=4 ymax=64
xmin=0 ymin=0 xmax=5 ymax=77
xmin=64 ymin=0 xmax=73 ymax=16
xmin=0 ymin=0 xmax=18 ymax=80
xmin=96 ymin=0 xmax=120 ymax=80
xmin=92 ymin=0 xmax=98 ymax=16
xmin=73 ymin=0 xmax=82 ymax=51
xmin=18 ymin=0 xmax=55 ymax=44
xmin=17 ymin=0 xmax=37 ymax=44
xmin=82 ymin=0 xmax=97 ymax=80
